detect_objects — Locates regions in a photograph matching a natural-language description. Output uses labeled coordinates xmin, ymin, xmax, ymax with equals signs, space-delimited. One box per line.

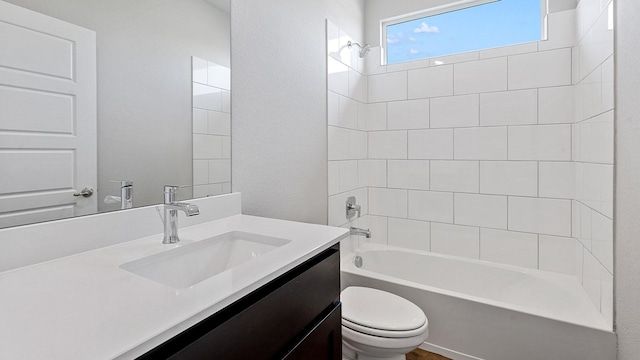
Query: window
xmin=383 ymin=0 xmax=547 ymax=65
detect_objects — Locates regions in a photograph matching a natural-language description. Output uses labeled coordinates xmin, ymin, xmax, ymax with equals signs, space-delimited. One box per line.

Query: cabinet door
xmin=283 ymin=303 xmax=342 ymax=360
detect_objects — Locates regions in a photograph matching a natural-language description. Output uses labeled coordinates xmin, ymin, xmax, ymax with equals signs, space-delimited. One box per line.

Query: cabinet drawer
xmin=140 ymin=247 xmax=340 ymax=360
xmin=283 ymin=302 xmax=342 ymax=360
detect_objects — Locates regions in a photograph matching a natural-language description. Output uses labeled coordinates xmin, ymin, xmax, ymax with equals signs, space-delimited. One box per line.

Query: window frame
xmin=380 ymin=0 xmax=549 ymax=65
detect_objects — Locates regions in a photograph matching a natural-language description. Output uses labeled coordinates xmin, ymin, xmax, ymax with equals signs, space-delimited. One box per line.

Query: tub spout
xmin=350 ymin=227 xmax=371 ymax=238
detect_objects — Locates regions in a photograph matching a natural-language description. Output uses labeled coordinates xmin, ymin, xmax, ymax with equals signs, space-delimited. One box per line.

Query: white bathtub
xmin=341 ymin=245 xmax=616 ymax=360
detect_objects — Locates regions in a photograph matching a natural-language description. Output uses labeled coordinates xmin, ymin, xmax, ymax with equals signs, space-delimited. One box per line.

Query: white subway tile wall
xmin=507 ymin=48 xmax=572 ymax=90
xmin=408 ymin=65 xmax=454 ymax=99
xmin=431 ymin=223 xmax=480 ymax=259
xmin=326 ymin=20 xmax=370 ymax=238
xmin=369 ymin=131 xmax=407 ymax=159
xmin=408 ymin=129 xmax=454 ymax=159
xmin=192 ymin=57 xmax=232 ymax=199
xmin=368 ymin=71 xmax=407 ymax=103
xmin=480 ymin=228 xmax=539 ymax=268
xmin=388 ymin=160 xmax=430 ymax=190
xmin=479 ymin=161 xmax=538 ymax=196
xmin=539 ymin=235 xmax=577 ymax=275
xmin=479 ymin=89 xmax=537 ymax=126
xmin=508 ymin=125 xmax=572 ymax=161
xmin=358 ymin=160 xmax=387 ymax=188
xmin=408 ymin=190 xmax=454 ymax=223
xmin=430 ymin=161 xmax=479 ymax=193
xmin=539 ymin=86 xmax=575 ymax=124
xmin=388 ymin=217 xmax=431 ymax=252
xmin=361 ymin=102 xmax=386 ymax=131
xmin=508 ymin=197 xmax=572 ymax=236
xmin=454 ymin=57 xmax=508 ymax=95
xmin=573 ymin=0 xmax=614 ymax=326
xmin=431 ymin=94 xmax=479 ymax=128
xmin=455 ymin=193 xmax=508 ymax=229
xmin=327 ymin=4 xmax=613 ymax=326
xmin=369 ymin=187 xmax=408 ymax=218
xmin=387 ymin=99 xmax=430 ymax=130
xmin=454 ymin=127 xmax=508 ymax=160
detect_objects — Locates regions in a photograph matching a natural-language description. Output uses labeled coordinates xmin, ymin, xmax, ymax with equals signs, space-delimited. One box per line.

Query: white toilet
xmin=341 ymin=286 xmax=429 ymax=360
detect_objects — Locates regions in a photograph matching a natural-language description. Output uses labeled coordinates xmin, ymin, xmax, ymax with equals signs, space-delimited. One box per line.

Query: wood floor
xmin=406 ymin=348 xmax=452 ymax=360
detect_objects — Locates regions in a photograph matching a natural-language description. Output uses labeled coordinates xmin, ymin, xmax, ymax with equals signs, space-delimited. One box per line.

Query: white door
xmin=0 ymin=1 xmax=97 ymax=228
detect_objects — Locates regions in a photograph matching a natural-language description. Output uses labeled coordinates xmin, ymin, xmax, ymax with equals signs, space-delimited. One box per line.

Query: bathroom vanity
xmin=140 ymin=245 xmax=342 ymax=359
xmin=0 ymin=193 xmax=348 ymax=359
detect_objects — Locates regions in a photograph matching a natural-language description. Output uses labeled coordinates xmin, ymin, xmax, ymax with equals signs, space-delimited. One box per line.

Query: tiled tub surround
xmin=328 ymin=3 xmax=614 ymax=334
xmin=329 ymin=14 xmax=576 ymax=270
xmin=0 ymin=193 xmax=348 ymax=359
xmin=360 ymin=29 xmax=576 ymax=270
xmin=192 ymin=56 xmax=232 ymax=198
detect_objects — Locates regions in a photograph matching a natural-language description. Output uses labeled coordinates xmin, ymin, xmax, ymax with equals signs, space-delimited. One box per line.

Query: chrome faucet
xmin=350 ymin=227 xmax=371 ymax=238
xmin=104 ymin=180 xmax=134 ymax=209
xmin=118 ymin=180 xmax=134 ymax=209
xmin=163 ymin=185 xmax=200 ymax=244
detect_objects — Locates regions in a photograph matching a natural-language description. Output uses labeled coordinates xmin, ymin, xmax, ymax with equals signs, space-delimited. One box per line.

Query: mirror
xmin=0 ymin=0 xmax=231 ymax=228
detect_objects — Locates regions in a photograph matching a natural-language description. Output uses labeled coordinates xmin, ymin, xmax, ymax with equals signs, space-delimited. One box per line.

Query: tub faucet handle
xmin=346 ymin=196 xmax=361 ymax=219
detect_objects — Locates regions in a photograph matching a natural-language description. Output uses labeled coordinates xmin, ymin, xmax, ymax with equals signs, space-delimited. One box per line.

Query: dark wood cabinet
xmin=283 ymin=303 xmax=342 ymax=360
xmin=139 ymin=246 xmax=341 ymax=360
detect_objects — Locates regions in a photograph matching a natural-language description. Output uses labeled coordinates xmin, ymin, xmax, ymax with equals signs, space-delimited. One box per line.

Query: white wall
xmin=231 ymin=0 xmax=363 ymax=224
xmin=5 ymin=0 xmax=230 ymax=210
xmin=615 ymin=0 xmax=640 ymax=358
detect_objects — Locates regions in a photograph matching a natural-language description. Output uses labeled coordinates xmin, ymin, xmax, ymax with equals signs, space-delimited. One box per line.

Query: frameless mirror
xmin=0 ymin=0 xmax=231 ymax=229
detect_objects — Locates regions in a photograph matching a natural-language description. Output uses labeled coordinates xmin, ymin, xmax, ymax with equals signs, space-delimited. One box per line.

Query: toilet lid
xmin=341 ymin=287 xmax=427 ymax=333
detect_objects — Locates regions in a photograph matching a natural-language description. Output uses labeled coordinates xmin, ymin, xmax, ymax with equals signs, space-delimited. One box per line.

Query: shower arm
xmin=347 ymin=40 xmax=371 ymax=58
xmin=347 ymin=40 xmax=362 ymax=49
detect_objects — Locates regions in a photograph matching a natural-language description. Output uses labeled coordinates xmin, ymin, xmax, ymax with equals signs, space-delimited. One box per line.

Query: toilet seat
xmin=342 ymin=317 xmax=428 ymax=338
xmin=341 ymin=287 xmax=428 ymax=338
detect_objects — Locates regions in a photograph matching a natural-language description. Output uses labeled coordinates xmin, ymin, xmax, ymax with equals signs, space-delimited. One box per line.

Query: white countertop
xmin=0 ymin=214 xmax=348 ymax=359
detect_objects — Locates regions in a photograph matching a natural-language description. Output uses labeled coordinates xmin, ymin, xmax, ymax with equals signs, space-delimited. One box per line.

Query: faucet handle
xmin=112 ymin=180 xmax=133 ymax=187
xmin=164 ymin=184 xmax=178 ymax=192
xmin=164 ymin=185 xmax=191 ymax=190
xmin=346 ymin=196 xmax=361 ymax=219
xmin=164 ymin=185 xmax=191 ymax=204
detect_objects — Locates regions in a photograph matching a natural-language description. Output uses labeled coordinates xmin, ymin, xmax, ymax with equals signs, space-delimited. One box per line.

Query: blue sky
xmin=386 ymin=0 xmax=542 ymax=64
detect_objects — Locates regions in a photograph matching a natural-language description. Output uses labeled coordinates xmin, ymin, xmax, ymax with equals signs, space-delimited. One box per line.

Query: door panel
xmin=0 ymin=20 xmax=74 ymax=79
xmin=0 ymin=85 xmax=74 ymax=133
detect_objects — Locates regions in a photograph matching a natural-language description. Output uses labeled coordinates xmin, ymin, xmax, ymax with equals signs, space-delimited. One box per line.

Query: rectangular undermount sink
xmin=120 ymin=231 xmax=291 ymax=288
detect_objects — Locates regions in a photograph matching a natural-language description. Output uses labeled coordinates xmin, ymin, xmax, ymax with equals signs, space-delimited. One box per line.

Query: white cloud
xmin=409 ymin=37 xmax=417 ymax=42
xmin=410 ymin=49 xmax=419 ymax=54
xmin=387 ymin=36 xmax=399 ymax=44
xmin=413 ymin=22 xmax=439 ymax=34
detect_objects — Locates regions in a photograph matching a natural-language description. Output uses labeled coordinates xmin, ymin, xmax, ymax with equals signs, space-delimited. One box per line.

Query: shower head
xmin=347 ymin=40 xmax=371 ymax=58
xmin=359 ymin=44 xmax=371 ymax=58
